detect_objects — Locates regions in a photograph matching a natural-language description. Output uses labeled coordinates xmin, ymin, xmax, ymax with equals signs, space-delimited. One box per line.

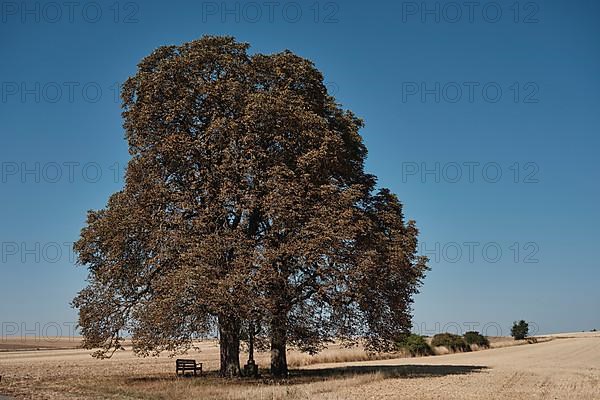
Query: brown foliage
xmin=73 ymin=36 xmax=428 ymax=377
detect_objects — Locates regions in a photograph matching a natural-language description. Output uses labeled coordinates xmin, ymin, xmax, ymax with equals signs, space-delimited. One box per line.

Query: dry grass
xmin=0 ymin=339 xmax=398 ymax=399
xmin=286 ymin=346 xmax=403 ymax=367
xmin=78 ymin=371 xmax=387 ymax=400
xmin=2 ymin=334 xmax=588 ymax=399
xmin=488 ymin=336 xmax=553 ymax=348
xmin=427 ymin=335 xmax=555 ymax=355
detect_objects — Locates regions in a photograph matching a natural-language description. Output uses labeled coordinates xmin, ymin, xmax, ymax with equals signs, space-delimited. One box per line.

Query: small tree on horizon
xmin=511 ymin=320 xmax=529 ymax=340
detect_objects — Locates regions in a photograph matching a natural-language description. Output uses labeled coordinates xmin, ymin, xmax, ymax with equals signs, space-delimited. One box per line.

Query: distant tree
xmin=431 ymin=333 xmax=470 ymax=352
xmin=463 ymin=331 xmax=489 ymax=348
xmin=73 ymin=35 xmax=428 ymax=378
xmin=396 ymin=334 xmax=432 ymax=356
xmin=511 ymin=320 xmax=529 ymax=340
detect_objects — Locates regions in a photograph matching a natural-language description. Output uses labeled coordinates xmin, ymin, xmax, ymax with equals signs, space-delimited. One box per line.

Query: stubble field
xmin=0 ymin=332 xmax=598 ymax=399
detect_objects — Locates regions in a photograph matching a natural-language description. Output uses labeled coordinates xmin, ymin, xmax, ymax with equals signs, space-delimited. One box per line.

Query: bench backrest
xmin=176 ymin=359 xmax=197 ymax=367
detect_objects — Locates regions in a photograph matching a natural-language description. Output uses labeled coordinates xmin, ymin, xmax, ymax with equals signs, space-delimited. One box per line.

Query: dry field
xmin=0 ymin=332 xmax=598 ymax=399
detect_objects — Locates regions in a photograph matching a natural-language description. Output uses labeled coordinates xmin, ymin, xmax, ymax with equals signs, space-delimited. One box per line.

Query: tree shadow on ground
xmin=284 ymin=364 xmax=488 ymax=384
xmin=128 ymin=364 xmax=487 ymax=386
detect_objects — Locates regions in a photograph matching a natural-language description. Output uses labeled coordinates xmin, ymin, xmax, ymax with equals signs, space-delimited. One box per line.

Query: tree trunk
xmin=270 ymin=314 xmax=288 ymax=378
xmin=218 ymin=315 xmax=241 ymax=377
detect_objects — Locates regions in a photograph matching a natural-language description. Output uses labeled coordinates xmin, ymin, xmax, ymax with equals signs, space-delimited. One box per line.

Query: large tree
xmin=73 ymin=35 xmax=428 ymax=378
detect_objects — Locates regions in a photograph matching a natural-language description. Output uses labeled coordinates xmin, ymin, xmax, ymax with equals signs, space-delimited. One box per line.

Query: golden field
xmin=0 ymin=332 xmax=599 ymax=399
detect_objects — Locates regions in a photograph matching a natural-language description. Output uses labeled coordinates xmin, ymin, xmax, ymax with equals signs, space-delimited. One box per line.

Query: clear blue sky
xmin=1 ymin=0 xmax=599 ymax=338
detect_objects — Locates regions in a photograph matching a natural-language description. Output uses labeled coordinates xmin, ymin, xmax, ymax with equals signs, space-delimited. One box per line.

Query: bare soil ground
xmin=0 ymin=332 xmax=598 ymax=399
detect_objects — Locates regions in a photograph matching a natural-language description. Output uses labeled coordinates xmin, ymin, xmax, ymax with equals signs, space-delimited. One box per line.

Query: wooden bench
xmin=176 ymin=359 xmax=203 ymax=376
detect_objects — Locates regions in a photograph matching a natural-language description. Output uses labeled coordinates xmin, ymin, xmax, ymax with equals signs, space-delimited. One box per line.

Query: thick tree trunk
xmin=270 ymin=314 xmax=288 ymax=378
xmin=218 ymin=315 xmax=241 ymax=377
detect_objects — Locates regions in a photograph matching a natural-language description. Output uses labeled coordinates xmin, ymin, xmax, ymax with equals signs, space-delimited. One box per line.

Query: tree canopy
xmin=73 ymin=35 xmax=428 ymax=377
xmin=511 ymin=320 xmax=529 ymax=340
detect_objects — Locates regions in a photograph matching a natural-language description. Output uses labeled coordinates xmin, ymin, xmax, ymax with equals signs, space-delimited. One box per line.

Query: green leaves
xmin=511 ymin=320 xmax=529 ymax=340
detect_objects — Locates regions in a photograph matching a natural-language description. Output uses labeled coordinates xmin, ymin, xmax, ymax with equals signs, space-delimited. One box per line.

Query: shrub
xmin=511 ymin=320 xmax=529 ymax=340
xmin=396 ymin=334 xmax=433 ymax=356
xmin=463 ymin=331 xmax=490 ymax=348
xmin=431 ymin=333 xmax=470 ymax=352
